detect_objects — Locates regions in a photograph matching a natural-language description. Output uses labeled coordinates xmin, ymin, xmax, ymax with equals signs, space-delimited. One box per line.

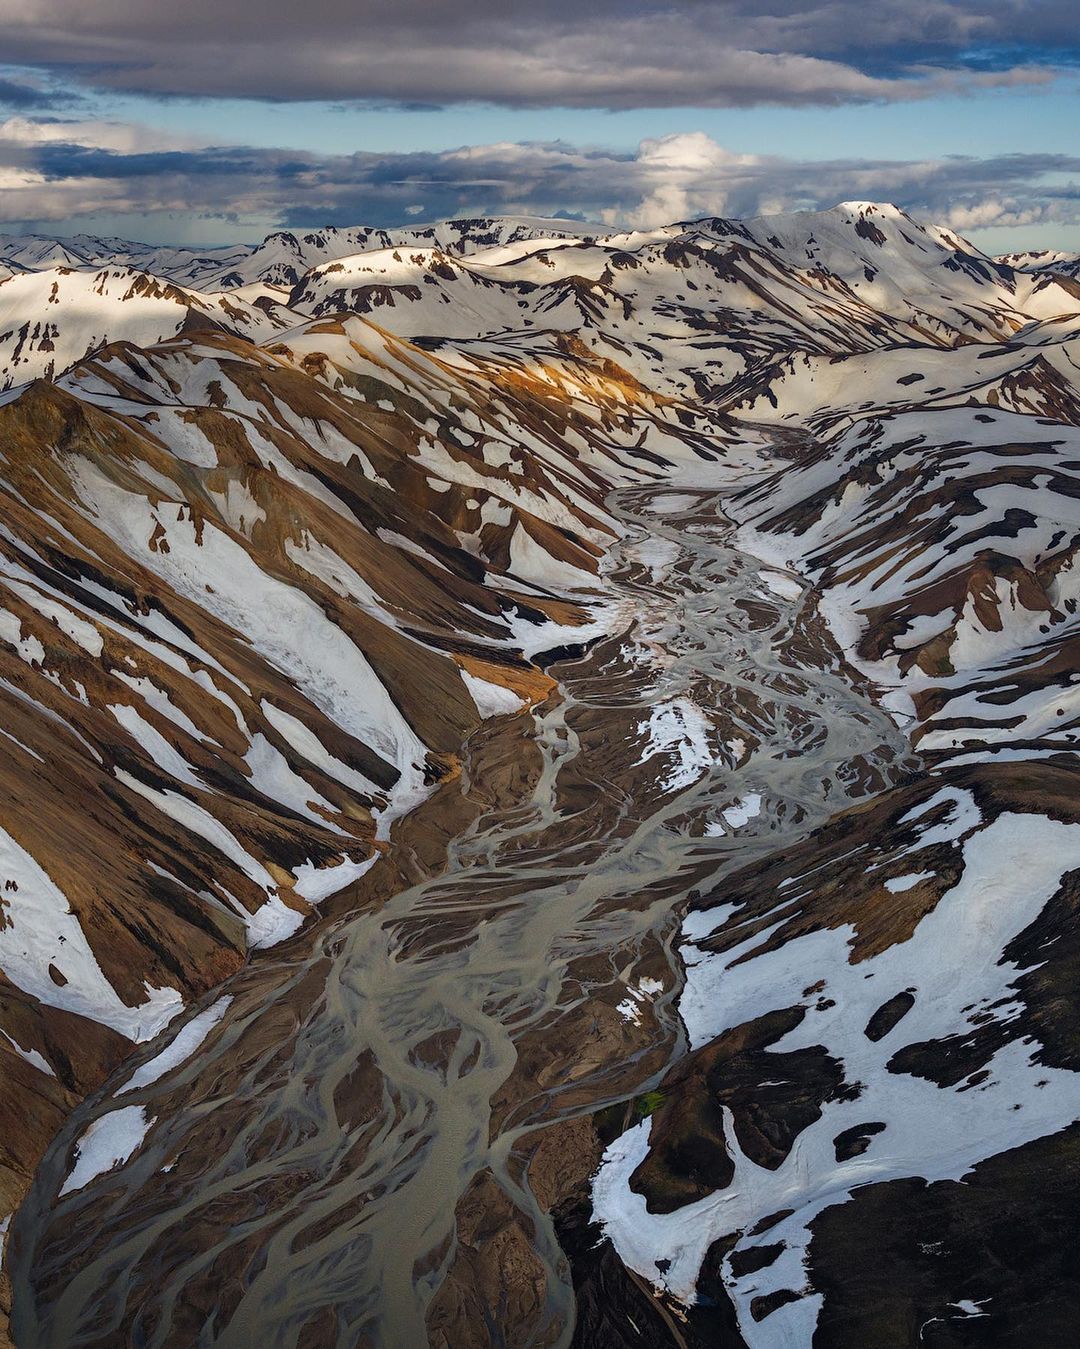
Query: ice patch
xmin=723 ymin=793 xmax=762 ymax=829
xmin=0 ymin=826 xmax=183 ymax=1041
xmin=897 ymin=786 xmax=982 ymax=850
xmin=637 ymin=698 xmax=715 ymax=791
xmin=759 ymin=569 xmax=803 ymax=601
xmin=617 ymin=976 xmax=665 ymax=1025
xmin=1 ymin=1029 xmax=55 ymax=1077
xmin=243 ymin=733 xmax=344 ymax=830
xmin=292 ymin=853 xmax=377 ymax=904
xmin=246 ymin=894 xmax=305 ymax=949
xmin=884 ymin=871 xmax=933 ymax=894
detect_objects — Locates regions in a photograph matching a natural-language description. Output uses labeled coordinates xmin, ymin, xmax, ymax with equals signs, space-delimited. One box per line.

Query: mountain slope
xmin=593 ymin=402 xmax=1080 ymax=1345
xmin=0 ymin=217 xmax=602 ymax=293
xmin=0 ymin=266 xmax=301 ymax=390
xmin=999 ymin=248 xmax=1080 ymax=281
xmin=1 ymin=203 xmax=1079 ymax=1349
xmin=0 ymin=302 xmax=735 ymax=1242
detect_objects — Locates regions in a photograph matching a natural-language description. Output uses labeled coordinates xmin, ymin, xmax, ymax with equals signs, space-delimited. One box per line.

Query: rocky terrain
xmin=0 ymin=203 xmax=1078 ymax=1346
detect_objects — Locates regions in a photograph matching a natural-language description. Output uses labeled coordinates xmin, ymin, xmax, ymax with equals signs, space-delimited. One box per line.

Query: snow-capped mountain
xmin=0 ymin=232 xmax=254 ymax=288
xmin=0 ymin=216 xmax=600 ymax=293
xmin=4 ymin=204 xmax=1075 ymax=397
xmin=0 ymin=266 xmax=300 ymax=389
xmin=998 ymin=247 xmax=1080 ymax=281
xmin=2 ymin=202 xmax=1079 ymax=1349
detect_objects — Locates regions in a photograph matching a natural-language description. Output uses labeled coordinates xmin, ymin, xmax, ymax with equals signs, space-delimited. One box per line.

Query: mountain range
xmin=1 ymin=201 xmax=1078 ymax=1347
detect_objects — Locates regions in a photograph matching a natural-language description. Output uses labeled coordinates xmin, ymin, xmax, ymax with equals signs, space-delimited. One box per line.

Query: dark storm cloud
xmin=0 ymin=74 xmax=81 ymax=110
xmin=0 ymin=1 xmax=1075 ymax=109
xmin=5 ymin=128 xmax=1079 ymax=236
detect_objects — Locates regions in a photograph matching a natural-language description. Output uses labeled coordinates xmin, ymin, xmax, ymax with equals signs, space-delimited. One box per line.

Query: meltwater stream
xmin=9 ymin=485 xmax=913 ymax=1348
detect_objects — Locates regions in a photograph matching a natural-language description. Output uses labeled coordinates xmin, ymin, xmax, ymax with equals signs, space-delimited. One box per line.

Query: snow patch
xmin=60 ymin=1106 xmax=153 ymax=1196
xmin=461 ymin=669 xmax=527 ymax=718
xmin=119 ymin=998 xmax=232 ymax=1095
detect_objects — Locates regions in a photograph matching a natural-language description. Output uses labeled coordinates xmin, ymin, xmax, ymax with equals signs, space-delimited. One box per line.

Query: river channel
xmin=9 ymin=482 xmax=912 ymax=1348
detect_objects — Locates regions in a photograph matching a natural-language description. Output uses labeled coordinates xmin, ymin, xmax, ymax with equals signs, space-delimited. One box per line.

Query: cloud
xmin=0 ymin=115 xmax=202 ymax=154
xmin=944 ymin=197 xmax=1055 ymax=231
xmin=0 ymin=75 xmax=79 ymax=111
xmin=0 ymin=1 xmax=1075 ymax=109
xmin=623 ymin=133 xmax=755 ymax=225
xmin=1 ymin=121 xmax=1078 ymax=242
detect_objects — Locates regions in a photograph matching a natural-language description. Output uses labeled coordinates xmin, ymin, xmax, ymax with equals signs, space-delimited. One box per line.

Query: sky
xmin=0 ymin=0 xmax=1078 ymax=253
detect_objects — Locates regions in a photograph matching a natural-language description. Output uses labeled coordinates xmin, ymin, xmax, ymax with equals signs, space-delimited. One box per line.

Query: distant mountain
xmin=2 ymin=202 xmax=1080 ymax=1349
xmin=998 ymin=247 xmax=1080 ymax=280
xmin=0 ymin=231 xmax=253 ymax=287
xmin=0 ymin=216 xmax=600 ymax=291
xmin=0 ymin=265 xmax=301 ymax=389
xmin=6 ymin=203 xmax=1077 ymax=400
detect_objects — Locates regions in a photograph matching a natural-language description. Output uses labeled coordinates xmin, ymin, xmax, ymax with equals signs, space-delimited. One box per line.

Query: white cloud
xmin=946 ymin=198 xmax=1053 ymax=231
xmin=0 ymin=124 xmax=1077 ymax=245
xmin=627 ymin=133 xmax=758 ymax=224
xmin=0 ymin=115 xmax=205 ymax=153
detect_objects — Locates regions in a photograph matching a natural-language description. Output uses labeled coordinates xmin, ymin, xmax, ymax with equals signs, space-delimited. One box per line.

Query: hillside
xmin=2 ymin=203 xmax=1079 ymax=1349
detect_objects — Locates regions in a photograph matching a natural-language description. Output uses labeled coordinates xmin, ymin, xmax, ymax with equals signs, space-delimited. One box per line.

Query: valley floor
xmin=6 ymin=474 xmax=912 ymax=1347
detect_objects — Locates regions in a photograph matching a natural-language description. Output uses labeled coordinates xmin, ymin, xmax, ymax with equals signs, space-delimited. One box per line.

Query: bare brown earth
xmin=807 ymin=1122 xmax=1080 ymax=1347
xmin=0 ymin=699 xmax=547 ymax=1346
xmin=5 ymin=206 xmax=1079 ymax=1346
xmin=0 ymin=322 xmax=647 ymax=1341
xmin=0 ymin=315 xmax=679 ymax=1234
xmin=5 ymin=478 xmax=921 ymax=1347
xmin=4 ymin=654 xmax=683 ymax=1348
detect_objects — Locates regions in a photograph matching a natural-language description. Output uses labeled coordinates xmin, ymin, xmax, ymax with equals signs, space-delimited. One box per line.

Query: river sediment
xmin=8 ymin=482 xmax=912 ymax=1348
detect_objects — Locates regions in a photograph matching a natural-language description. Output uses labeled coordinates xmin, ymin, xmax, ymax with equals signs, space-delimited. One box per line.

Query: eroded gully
xmin=8 ymin=482 xmax=914 ymax=1348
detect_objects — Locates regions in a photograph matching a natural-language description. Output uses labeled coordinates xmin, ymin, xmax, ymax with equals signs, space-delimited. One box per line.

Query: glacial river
xmin=9 ymin=485 xmax=911 ymax=1347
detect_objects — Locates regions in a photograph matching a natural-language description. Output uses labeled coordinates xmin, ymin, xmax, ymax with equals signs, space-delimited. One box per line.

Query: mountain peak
xmin=833 ymin=199 xmax=907 ymax=216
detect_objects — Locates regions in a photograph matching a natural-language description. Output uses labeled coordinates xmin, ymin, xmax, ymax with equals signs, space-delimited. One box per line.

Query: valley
xmin=7 ymin=478 xmax=912 ymax=1347
xmin=0 ymin=202 xmax=1078 ymax=1345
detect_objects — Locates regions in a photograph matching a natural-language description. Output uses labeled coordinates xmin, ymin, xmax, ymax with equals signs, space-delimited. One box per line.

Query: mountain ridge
xmin=1 ymin=200 xmax=1079 ymax=1348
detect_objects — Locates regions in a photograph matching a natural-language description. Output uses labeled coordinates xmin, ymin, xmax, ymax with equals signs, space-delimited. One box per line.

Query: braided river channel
xmin=9 ymin=483 xmax=913 ymax=1347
